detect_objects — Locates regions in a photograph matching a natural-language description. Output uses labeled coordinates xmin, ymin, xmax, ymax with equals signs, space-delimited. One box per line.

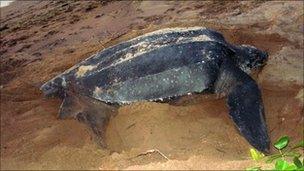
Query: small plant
xmin=247 ymin=135 xmax=304 ymax=171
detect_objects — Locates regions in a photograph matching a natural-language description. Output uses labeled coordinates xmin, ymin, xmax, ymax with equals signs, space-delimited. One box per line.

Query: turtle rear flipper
xmin=59 ymin=94 xmax=82 ymax=119
xmin=59 ymin=94 xmax=117 ymax=147
xmin=76 ymin=111 xmax=109 ymax=147
xmin=215 ymin=59 xmax=270 ymax=153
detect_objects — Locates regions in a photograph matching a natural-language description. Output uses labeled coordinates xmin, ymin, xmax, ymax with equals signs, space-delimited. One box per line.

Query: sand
xmin=1 ymin=1 xmax=303 ymax=170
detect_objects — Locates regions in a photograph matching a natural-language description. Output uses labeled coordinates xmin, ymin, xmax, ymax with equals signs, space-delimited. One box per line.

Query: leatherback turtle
xmin=41 ymin=27 xmax=270 ymax=153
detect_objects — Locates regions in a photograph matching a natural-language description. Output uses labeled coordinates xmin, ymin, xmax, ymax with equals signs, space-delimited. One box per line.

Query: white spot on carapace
xmin=116 ymin=53 xmax=136 ymax=64
xmin=193 ymin=35 xmax=213 ymax=41
xmin=206 ymin=55 xmax=212 ymax=60
xmin=76 ymin=65 xmax=97 ymax=78
xmin=131 ymin=41 xmax=148 ymax=49
xmin=93 ymin=87 xmax=103 ymax=98
xmin=177 ymin=35 xmax=213 ymax=43
xmin=241 ymin=44 xmax=257 ymax=49
xmin=110 ymin=42 xmax=152 ymax=66
xmin=136 ymin=27 xmax=207 ymax=38
xmin=61 ymin=77 xmax=67 ymax=87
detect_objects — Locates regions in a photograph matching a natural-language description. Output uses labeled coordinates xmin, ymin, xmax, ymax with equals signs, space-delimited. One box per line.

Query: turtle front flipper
xmin=59 ymin=93 xmax=117 ymax=147
xmin=215 ymin=59 xmax=270 ymax=153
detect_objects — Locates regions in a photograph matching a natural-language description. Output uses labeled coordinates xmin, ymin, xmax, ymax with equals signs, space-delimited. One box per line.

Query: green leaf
xmin=250 ymin=148 xmax=265 ymax=161
xmin=275 ymin=159 xmax=289 ymax=170
xmin=285 ymin=163 xmax=297 ymax=170
xmin=294 ymin=157 xmax=303 ymax=168
xmin=246 ymin=166 xmax=261 ymax=171
xmin=292 ymin=140 xmax=304 ymax=149
xmin=274 ymin=136 xmax=290 ymax=150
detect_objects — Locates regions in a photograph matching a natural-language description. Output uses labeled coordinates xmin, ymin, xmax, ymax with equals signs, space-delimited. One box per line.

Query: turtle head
xmin=233 ymin=45 xmax=268 ymax=73
xmin=40 ymin=77 xmax=66 ymax=98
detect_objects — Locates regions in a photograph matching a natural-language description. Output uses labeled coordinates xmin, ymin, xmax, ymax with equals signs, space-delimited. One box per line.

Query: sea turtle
xmin=41 ymin=27 xmax=270 ymax=153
